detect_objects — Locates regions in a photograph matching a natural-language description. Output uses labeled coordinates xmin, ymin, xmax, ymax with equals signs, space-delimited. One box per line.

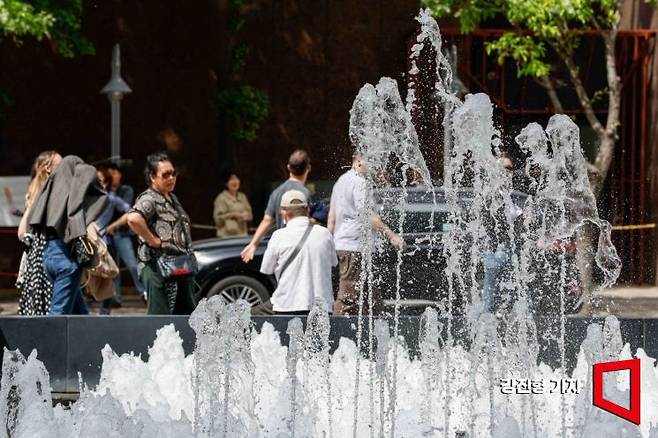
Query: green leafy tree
xmin=212 ymin=0 xmax=269 ymax=153
xmin=423 ymin=0 xmax=656 ymax=195
xmin=0 ymin=0 xmax=93 ymax=120
xmin=0 ymin=0 xmax=93 ymax=58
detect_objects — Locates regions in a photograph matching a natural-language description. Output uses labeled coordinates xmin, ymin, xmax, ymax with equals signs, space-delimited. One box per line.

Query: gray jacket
xmin=28 ymin=155 xmax=108 ymax=243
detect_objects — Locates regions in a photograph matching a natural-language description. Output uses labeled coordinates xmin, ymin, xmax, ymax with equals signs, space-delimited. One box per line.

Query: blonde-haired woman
xmin=16 ymin=150 xmax=62 ymax=315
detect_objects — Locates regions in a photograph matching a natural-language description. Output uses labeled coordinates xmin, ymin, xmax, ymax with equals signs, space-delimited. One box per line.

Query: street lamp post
xmin=101 ymin=44 xmax=132 ymax=161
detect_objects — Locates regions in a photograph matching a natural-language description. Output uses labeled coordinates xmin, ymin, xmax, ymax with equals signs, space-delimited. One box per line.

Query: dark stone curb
xmin=0 ymin=315 xmax=654 ymax=393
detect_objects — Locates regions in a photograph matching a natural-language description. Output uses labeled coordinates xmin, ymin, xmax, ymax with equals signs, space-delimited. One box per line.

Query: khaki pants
xmin=334 ymin=250 xmax=381 ymax=315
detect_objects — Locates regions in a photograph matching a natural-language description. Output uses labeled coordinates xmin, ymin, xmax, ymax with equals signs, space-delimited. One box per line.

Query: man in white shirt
xmin=260 ymin=190 xmax=337 ymax=314
xmin=328 ymin=154 xmax=403 ymax=315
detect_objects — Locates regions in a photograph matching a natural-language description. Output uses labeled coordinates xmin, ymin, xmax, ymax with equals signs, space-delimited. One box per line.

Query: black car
xmin=373 ymin=186 xmax=581 ymax=315
xmin=192 ymin=186 xmax=581 ymax=315
xmin=190 ymin=188 xmax=471 ymax=313
xmin=192 ymin=236 xmax=274 ymax=306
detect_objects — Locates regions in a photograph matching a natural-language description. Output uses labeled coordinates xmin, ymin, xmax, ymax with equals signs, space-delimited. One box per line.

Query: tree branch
xmin=590 ymin=14 xmax=603 ymax=31
xmin=552 ymin=43 xmax=605 ymax=136
xmin=592 ymin=3 xmax=623 ymax=184
xmin=535 ymin=76 xmax=564 ymax=113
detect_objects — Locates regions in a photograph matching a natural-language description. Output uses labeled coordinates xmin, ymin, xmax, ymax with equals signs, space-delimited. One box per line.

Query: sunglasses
xmin=159 ymin=170 xmax=177 ymax=179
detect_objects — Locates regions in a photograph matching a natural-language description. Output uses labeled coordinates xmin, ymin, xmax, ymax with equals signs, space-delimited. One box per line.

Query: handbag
xmin=157 ymin=253 xmax=198 ymax=280
xmin=15 ymin=251 xmax=28 ymax=289
xmin=78 ymin=222 xmax=120 ymax=301
xmin=82 ymin=271 xmax=115 ymax=302
xmin=72 ymin=234 xmax=98 ymax=269
xmin=80 ymin=222 xmax=119 ymax=278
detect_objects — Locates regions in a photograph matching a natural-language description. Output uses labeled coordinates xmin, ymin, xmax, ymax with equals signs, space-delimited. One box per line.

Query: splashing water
xmin=0 ymin=8 xmax=650 ymax=438
xmin=2 ymin=313 xmax=658 ymax=437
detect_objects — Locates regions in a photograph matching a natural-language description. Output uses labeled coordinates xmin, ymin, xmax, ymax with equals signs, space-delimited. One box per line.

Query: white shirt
xmin=260 ymin=216 xmax=338 ymax=312
xmin=330 ymin=169 xmax=368 ymax=252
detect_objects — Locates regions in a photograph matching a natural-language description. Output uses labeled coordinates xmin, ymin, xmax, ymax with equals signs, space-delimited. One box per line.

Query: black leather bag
xmin=157 ymin=253 xmax=198 ymax=280
xmin=71 ymin=235 xmax=98 ymax=269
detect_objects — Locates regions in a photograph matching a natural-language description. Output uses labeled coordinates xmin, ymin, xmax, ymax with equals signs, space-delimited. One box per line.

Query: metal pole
xmin=111 ymin=96 xmax=121 ymax=159
xmin=101 ymin=44 xmax=131 ymax=161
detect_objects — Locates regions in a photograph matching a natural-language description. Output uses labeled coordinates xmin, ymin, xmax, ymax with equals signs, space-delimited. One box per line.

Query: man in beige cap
xmin=259 ymin=189 xmax=337 ymax=314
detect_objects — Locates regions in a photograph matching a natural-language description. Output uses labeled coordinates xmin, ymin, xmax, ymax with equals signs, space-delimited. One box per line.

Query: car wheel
xmin=206 ymin=275 xmax=269 ymax=307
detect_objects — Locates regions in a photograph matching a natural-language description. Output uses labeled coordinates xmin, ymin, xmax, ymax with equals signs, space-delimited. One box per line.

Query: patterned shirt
xmin=131 ymin=188 xmax=193 ymax=266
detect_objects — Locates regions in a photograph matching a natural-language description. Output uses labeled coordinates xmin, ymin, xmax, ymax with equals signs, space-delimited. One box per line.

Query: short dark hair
xmin=220 ymin=168 xmax=239 ymax=187
xmin=95 ymin=165 xmax=112 ymax=187
xmin=144 ymin=152 xmax=171 ymax=185
xmin=287 ymin=149 xmax=310 ymax=176
xmin=106 ymin=161 xmax=122 ymax=172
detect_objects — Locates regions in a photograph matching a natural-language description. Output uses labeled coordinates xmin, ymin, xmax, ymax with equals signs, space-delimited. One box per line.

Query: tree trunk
xmin=536 ymin=76 xmax=564 ymax=113
xmin=556 ymin=27 xmax=621 ymax=303
xmin=557 ymin=48 xmax=605 ymax=137
xmin=589 ymin=133 xmax=616 ymax=196
xmin=576 ymin=223 xmax=595 ymax=311
xmin=593 ymin=30 xmax=622 ymax=191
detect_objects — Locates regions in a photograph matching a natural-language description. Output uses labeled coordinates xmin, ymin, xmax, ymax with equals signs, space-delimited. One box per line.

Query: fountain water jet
xmin=0 ymin=8 xmax=652 ymax=438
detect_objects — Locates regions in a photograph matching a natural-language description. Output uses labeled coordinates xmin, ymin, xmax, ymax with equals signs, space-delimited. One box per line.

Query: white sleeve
xmin=330 ymin=235 xmax=338 ymax=267
xmin=260 ymin=235 xmax=278 ymax=275
xmin=353 ymin=177 xmax=367 ymax=210
xmin=330 ymin=180 xmax=340 ymax=209
xmin=328 ymin=233 xmax=338 ymax=266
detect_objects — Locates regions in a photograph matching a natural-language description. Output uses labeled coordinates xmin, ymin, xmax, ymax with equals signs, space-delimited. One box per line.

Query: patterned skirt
xmin=16 ymin=233 xmax=53 ymax=315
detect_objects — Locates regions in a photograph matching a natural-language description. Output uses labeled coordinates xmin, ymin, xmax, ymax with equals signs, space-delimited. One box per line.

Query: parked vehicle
xmin=192 ymin=236 xmax=274 ymax=306
xmin=193 ymin=186 xmax=582 ymax=316
xmin=372 ymin=186 xmax=582 ymax=315
xmin=372 ymin=186 xmax=475 ymax=315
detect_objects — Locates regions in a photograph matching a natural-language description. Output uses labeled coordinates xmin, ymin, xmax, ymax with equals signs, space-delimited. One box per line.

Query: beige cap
xmin=280 ymin=189 xmax=308 ymax=208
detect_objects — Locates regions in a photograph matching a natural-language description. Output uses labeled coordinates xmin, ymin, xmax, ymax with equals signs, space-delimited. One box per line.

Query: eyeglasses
xmin=159 ymin=170 xmax=177 ymax=179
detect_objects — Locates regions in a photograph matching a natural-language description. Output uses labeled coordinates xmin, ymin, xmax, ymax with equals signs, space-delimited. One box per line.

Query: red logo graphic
xmin=592 ymin=358 xmax=641 ymax=425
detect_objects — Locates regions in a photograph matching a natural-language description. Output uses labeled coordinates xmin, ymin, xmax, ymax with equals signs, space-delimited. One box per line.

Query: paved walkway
xmin=0 ymin=288 xmax=146 ymax=315
xmin=583 ymin=286 xmax=658 ymax=318
xmin=2 ymin=286 xmax=658 ymax=317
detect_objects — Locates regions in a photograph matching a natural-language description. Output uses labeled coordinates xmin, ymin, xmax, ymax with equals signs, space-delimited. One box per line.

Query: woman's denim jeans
xmin=43 ymin=239 xmax=89 ymax=315
xmin=113 ymin=232 xmax=145 ymax=299
xmin=482 ymin=245 xmax=511 ymax=313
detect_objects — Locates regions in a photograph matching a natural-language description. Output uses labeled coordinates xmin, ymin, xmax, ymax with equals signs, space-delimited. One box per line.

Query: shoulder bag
xmin=81 ymin=222 xmax=120 ymax=301
xmin=157 ymin=253 xmax=198 ymax=280
xmin=279 ymin=224 xmax=314 ymax=278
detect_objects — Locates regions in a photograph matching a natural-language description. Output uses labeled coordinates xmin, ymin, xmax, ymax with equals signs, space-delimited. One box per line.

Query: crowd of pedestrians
xmin=14 ymin=146 xmax=406 ymax=317
xmin=15 ymin=151 xmax=196 ymax=316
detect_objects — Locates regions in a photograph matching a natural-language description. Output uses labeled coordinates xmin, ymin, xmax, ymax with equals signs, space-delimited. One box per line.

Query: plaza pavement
xmin=0 ymin=287 xmax=146 ymax=315
xmin=1 ymin=286 xmax=658 ymax=317
xmin=584 ymin=286 xmax=658 ymax=318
